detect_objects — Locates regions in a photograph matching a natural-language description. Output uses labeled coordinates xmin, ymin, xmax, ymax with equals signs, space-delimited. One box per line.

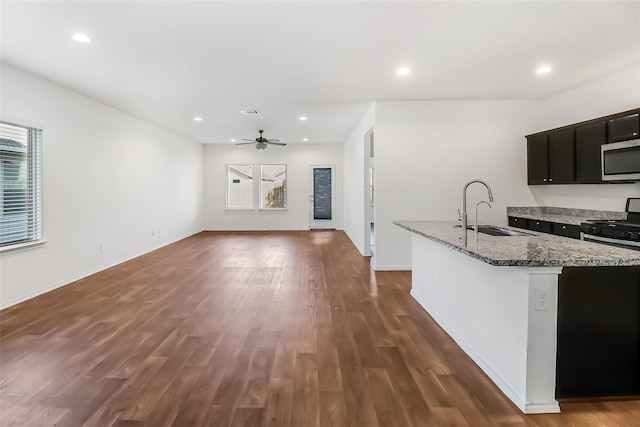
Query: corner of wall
xmin=342 ymin=103 xmax=376 ymax=256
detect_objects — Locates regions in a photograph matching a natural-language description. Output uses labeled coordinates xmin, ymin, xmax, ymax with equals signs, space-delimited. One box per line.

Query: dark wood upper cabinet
xmin=608 ymin=113 xmax=640 ymax=143
xmin=526 ymin=129 xmax=575 ymax=185
xmin=526 ymin=107 xmax=639 ymax=186
xmin=527 ymin=134 xmax=548 ymax=185
xmin=576 ymin=121 xmax=606 ymax=183
xmin=548 ymin=128 xmax=575 ymax=184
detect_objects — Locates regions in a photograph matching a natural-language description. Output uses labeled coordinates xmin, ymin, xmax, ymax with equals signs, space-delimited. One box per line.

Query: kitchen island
xmin=394 ymin=220 xmax=640 ymax=414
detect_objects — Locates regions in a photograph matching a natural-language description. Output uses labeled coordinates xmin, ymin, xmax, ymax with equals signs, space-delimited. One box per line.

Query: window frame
xmin=225 ymin=164 xmax=255 ymax=210
xmin=259 ymin=163 xmax=287 ymax=210
xmin=0 ymin=120 xmax=44 ymax=252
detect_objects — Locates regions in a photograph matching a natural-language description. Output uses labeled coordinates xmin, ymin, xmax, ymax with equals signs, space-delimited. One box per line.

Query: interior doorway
xmin=309 ymin=165 xmax=336 ymax=229
xmin=364 ymin=128 xmax=374 ymax=259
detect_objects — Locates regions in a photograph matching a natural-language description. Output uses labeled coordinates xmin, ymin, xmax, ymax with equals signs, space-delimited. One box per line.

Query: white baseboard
xmin=372 ymin=265 xmax=411 ymax=271
xmin=0 ymin=232 xmax=198 ymax=310
xmin=523 ymin=402 xmax=561 ymax=414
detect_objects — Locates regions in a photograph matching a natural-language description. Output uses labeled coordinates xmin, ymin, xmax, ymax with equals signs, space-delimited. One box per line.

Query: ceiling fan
xmin=236 ymin=130 xmax=286 ymax=151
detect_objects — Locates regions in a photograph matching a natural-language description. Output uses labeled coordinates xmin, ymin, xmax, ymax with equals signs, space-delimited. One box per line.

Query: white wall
xmin=374 ymin=100 xmax=538 ymax=270
xmin=203 ymin=143 xmax=343 ymax=230
xmin=0 ymin=64 xmax=204 ymax=309
xmin=342 ymin=104 xmax=375 ymax=255
xmin=342 ymin=65 xmax=640 ymax=270
xmin=529 ymin=64 xmax=640 ymax=210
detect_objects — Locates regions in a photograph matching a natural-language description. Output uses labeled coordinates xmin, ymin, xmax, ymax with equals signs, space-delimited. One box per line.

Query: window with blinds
xmin=0 ymin=121 xmax=42 ymax=248
xmin=226 ymin=164 xmax=254 ymax=209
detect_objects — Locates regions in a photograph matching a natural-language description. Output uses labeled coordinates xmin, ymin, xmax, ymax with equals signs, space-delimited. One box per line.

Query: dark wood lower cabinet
xmin=552 ymin=223 xmax=581 ymax=239
xmin=508 ymin=216 xmax=581 ymax=239
xmin=528 ymin=219 xmax=553 ymax=234
xmin=556 ymin=266 xmax=640 ymax=398
xmin=508 ymin=216 xmax=528 ymax=229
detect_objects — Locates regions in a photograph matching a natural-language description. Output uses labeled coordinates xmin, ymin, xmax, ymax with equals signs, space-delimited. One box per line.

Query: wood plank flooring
xmin=1 ymin=230 xmax=640 ymax=426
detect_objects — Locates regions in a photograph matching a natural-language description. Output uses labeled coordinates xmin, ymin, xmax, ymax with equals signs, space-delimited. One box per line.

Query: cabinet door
xmin=556 ymin=267 xmax=640 ymax=397
xmin=527 ymin=134 xmax=549 ymax=184
xmin=528 ymin=220 xmax=552 ymax=234
xmin=508 ymin=217 xmax=528 ymax=229
xmin=576 ymin=121 xmax=605 ymax=183
xmin=549 ymin=128 xmax=575 ymax=184
xmin=552 ymin=223 xmax=581 ymax=239
xmin=608 ymin=113 xmax=640 ymax=143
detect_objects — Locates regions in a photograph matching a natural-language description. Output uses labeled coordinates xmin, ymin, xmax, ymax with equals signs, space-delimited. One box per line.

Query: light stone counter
xmin=393 ymin=220 xmax=640 ymax=267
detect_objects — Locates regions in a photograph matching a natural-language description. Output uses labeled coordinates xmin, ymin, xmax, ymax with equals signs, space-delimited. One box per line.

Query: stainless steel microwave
xmin=601 ymin=139 xmax=640 ymax=181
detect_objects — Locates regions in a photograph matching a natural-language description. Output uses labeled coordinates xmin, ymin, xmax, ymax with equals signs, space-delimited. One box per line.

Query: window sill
xmin=223 ymin=208 xmax=289 ymax=212
xmin=0 ymin=239 xmax=48 ymax=254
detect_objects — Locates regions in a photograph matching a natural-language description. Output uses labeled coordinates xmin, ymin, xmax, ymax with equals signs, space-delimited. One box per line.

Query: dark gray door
xmin=310 ymin=166 xmax=335 ymax=229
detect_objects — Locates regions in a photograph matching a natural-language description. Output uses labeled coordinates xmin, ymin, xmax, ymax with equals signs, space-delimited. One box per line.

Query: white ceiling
xmin=1 ymin=1 xmax=639 ymax=145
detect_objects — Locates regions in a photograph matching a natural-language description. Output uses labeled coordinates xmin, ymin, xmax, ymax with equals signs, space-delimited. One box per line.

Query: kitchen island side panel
xmin=410 ymin=233 xmax=561 ymax=413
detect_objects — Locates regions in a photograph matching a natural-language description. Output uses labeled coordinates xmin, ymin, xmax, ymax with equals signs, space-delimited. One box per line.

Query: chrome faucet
xmin=462 ymin=179 xmax=494 ymax=246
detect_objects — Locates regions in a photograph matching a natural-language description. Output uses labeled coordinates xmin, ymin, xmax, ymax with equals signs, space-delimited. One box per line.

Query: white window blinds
xmin=226 ymin=164 xmax=254 ymax=209
xmin=0 ymin=121 xmax=42 ymax=247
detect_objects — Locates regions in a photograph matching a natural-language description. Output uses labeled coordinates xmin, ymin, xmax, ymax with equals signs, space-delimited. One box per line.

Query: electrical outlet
xmin=99 ymin=242 xmax=104 ymax=252
xmin=534 ymin=288 xmax=551 ymax=311
xmin=152 ymin=229 xmax=156 ymax=237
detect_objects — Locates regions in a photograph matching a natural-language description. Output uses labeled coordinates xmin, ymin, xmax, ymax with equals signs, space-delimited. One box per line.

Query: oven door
xmin=581 ymin=232 xmax=640 ymax=251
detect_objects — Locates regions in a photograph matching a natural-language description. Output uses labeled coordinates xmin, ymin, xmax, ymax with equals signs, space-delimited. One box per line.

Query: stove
xmin=581 ymin=198 xmax=640 ymax=250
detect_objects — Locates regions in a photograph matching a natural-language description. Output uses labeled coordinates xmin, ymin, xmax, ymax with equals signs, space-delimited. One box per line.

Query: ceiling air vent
xmin=241 ymin=109 xmax=260 ymax=115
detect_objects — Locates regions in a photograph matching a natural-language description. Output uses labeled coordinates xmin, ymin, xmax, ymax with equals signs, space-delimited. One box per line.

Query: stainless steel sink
xmin=455 ymin=224 xmax=532 ymax=237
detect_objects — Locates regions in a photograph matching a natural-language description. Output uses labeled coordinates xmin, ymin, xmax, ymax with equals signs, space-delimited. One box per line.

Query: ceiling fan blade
xmin=241 ymin=138 xmax=255 ymax=142
xmin=235 ymin=142 xmax=256 ymax=145
xmin=266 ymin=141 xmax=287 ymax=146
xmin=266 ymin=138 xmax=280 ymax=142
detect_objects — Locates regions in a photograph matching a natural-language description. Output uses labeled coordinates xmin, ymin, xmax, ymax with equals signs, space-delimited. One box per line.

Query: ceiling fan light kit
xmin=236 ymin=130 xmax=286 ymax=151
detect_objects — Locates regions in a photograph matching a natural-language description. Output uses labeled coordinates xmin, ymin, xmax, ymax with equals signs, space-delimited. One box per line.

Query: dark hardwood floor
xmin=1 ymin=230 xmax=639 ymax=426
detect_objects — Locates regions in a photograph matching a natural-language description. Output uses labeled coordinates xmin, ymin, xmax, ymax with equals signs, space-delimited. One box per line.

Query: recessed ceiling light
xmin=230 ymin=139 xmax=236 ymax=142
xmin=536 ymin=65 xmax=552 ymax=75
xmin=73 ymin=33 xmax=91 ymax=43
xmin=396 ymin=67 xmax=411 ymax=76
xmin=303 ymin=138 xmax=309 ymax=142
xmin=299 ymin=116 xmax=308 ymax=121
xmin=193 ymin=117 xmax=203 ymax=122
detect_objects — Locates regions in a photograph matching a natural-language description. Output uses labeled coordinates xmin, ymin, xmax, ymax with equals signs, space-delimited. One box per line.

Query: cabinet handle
xmin=543 ymin=178 xmax=547 ymax=182
xmin=549 ymin=178 xmax=553 ymax=182
xmin=562 ymin=226 xmax=567 ymax=229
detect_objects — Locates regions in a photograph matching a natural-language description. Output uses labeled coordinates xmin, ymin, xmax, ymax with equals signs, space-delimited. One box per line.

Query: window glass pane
xmin=0 ymin=121 xmax=42 ymax=247
xmin=313 ymin=168 xmax=332 ymax=220
xmin=226 ymin=164 xmax=253 ymax=208
xmin=261 ymin=164 xmax=286 ymax=208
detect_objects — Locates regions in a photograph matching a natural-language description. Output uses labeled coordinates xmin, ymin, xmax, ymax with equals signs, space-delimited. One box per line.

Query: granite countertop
xmin=394 ymin=220 xmax=640 ymax=267
xmin=507 ymin=207 xmax=626 ymax=226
